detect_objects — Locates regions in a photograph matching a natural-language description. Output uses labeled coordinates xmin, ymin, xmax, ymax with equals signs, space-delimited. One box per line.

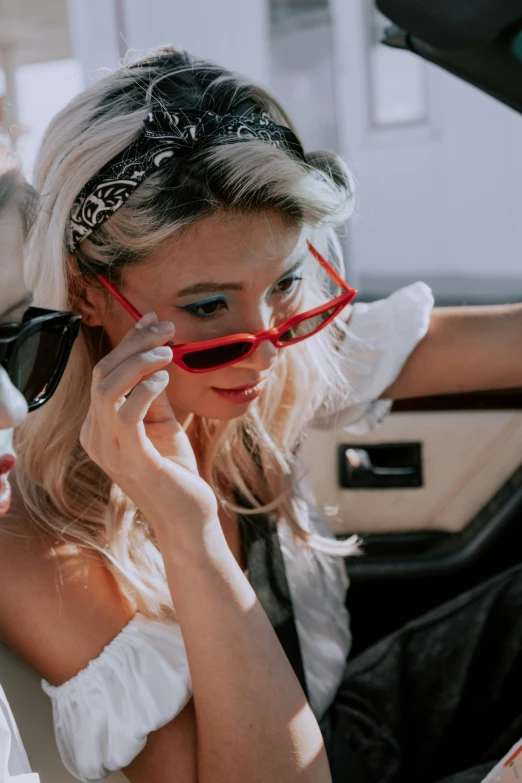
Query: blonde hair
xmin=16 ymin=47 xmax=358 ymax=619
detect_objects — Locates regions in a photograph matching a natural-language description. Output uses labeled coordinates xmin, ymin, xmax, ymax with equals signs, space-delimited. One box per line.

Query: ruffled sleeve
xmin=1 ymin=683 xmax=39 ymax=781
xmin=313 ymin=282 xmax=434 ymax=434
xmin=41 ymin=615 xmax=192 ymax=783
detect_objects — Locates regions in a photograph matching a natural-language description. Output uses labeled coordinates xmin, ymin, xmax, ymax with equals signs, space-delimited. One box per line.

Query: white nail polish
xmin=147 ymin=370 xmax=169 ymax=384
xmin=135 ymin=312 xmax=157 ymax=329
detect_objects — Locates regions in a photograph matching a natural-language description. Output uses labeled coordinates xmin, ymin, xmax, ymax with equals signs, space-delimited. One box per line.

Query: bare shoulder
xmin=0 ymin=507 xmax=198 ymax=782
xmin=0 ymin=504 xmax=134 ymax=685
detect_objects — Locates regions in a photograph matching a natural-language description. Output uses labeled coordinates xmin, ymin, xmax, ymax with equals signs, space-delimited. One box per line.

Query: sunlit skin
xmin=0 ymin=207 xmax=334 ymax=783
xmin=79 ymin=210 xmax=308 ymax=426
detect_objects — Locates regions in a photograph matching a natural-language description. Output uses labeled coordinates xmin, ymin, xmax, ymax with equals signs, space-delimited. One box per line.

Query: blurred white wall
xmin=269 ymin=10 xmax=338 ymax=151
xmin=66 ymin=0 xmax=121 ymax=78
xmin=330 ymin=0 xmax=522 ymax=301
xmin=123 ymin=0 xmax=270 ymax=85
xmin=67 ymin=0 xmax=270 ymax=87
xmin=276 ymin=0 xmax=522 ymax=303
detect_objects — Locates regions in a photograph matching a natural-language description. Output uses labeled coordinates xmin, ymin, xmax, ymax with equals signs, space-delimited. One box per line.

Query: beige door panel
xmin=300 ymin=410 xmax=522 ymax=535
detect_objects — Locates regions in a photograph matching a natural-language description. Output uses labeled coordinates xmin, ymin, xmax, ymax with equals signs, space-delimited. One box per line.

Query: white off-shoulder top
xmin=0 ymin=685 xmax=39 ymax=782
xmin=41 ymin=282 xmax=434 ymax=782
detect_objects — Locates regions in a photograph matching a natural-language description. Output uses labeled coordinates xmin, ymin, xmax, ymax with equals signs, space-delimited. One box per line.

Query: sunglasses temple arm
xmin=95 ymin=274 xmax=144 ymax=322
xmin=306 ymin=241 xmax=357 ymax=294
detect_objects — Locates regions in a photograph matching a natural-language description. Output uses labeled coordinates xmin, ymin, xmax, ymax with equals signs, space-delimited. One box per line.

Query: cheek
xmin=164 ymin=363 xmax=208 ymax=409
xmin=102 ymin=317 xmax=135 ymax=349
xmin=164 ymin=364 xmax=243 ymax=421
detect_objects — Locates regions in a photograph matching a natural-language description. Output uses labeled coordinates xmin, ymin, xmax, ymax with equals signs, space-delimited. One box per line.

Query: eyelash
xmin=180 ymin=276 xmax=304 ymax=320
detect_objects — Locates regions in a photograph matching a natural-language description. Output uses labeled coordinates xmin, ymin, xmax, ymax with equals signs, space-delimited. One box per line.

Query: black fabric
xmin=435 ymin=765 xmax=496 ymax=783
xmin=324 ymin=563 xmax=522 ymax=783
xmin=377 ymin=0 xmax=522 ymax=50
xmin=241 ymin=504 xmax=522 ymax=783
xmin=240 ymin=511 xmax=309 ymax=699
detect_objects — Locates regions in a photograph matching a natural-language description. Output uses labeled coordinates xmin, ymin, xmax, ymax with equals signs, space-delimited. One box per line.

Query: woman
xmin=0 ymin=146 xmax=80 ymax=780
xmin=1 ymin=48 xmax=521 ymax=783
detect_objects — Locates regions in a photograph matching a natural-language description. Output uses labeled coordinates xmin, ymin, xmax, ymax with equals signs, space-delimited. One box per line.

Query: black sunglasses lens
xmin=182 ymin=341 xmax=252 ymax=370
xmin=278 ymin=306 xmax=339 ymax=344
xmin=10 ymin=325 xmax=70 ymax=407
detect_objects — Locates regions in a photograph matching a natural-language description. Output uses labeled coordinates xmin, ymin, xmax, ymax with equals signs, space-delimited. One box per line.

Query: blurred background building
xmin=1 ymin=0 xmax=521 ymax=304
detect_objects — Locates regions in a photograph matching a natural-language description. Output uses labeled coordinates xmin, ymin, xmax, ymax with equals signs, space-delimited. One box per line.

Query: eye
xmin=179 ymin=297 xmax=228 ymax=319
xmin=274 ymin=275 xmax=303 ymax=297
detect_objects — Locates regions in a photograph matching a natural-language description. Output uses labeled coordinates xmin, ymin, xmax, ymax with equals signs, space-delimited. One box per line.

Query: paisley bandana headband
xmin=66 ymin=107 xmax=306 ymax=251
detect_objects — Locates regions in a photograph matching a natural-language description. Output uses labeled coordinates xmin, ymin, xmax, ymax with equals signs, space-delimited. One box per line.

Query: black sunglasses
xmin=0 ymin=307 xmax=81 ymax=411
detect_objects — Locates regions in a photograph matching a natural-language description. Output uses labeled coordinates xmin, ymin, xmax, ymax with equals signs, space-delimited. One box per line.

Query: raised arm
xmin=384 ymin=303 xmax=522 ymax=400
xmin=76 ymin=313 xmax=331 ymax=783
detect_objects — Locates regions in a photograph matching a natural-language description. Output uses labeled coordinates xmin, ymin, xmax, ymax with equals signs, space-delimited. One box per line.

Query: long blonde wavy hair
xmin=16 ymin=47 xmax=358 ymax=619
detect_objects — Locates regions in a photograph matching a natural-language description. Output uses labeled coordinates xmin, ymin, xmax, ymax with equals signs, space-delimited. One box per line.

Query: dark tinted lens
xmin=10 ymin=325 xmax=68 ymax=406
xmin=278 ymin=306 xmax=338 ymax=344
xmin=182 ymin=341 xmax=252 ymax=370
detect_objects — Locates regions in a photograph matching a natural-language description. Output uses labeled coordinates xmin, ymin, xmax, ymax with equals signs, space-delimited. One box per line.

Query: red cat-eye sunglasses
xmin=96 ymin=241 xmax=357 ymax=373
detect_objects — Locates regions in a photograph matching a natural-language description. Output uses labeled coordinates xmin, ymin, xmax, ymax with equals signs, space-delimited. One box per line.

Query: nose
xmin=0 ymin=367 xmax=29 ymax=430
xmin=239 ymin=336 xmax=278 ymax=372
xmin=235 ymin=305 xmax=280 ymax=372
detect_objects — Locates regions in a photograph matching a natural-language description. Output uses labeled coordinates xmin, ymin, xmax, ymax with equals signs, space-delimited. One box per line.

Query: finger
xmin=92 ymin=346 xmax=173 ymax=416
xmin=145 ymin=386 xmax=176 ymax=425
xmin=92 ymin=313 xmax=175 ymax=385
xmin=117 ymin=374 xmax=196 ymax=472
xmin=115 ymin=371 xmax=172 ymax=454
xmin=79 ymin=406 xmax=120 ymax=463
xmin=89 ymin=343 xmax=172 ymax=449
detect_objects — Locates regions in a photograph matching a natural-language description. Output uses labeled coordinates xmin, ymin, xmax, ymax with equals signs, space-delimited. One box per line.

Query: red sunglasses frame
xmin=95 ymin=240 xmax=357 ymax=373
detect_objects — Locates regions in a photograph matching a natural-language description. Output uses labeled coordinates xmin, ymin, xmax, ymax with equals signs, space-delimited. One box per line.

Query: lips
xmin=216 ymin=383 xmax=261 ymax=392
xmin=0 ymin=454 xmax=16 ymax=475
xmin=0 ymin=454 xmax=16 ymax=516
xmin=211 ymin=381 xmax=265 ymax=404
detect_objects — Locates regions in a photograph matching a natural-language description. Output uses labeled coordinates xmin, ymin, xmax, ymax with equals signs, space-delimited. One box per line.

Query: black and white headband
xmin=66 ymin=107 xmax=306 ymax=252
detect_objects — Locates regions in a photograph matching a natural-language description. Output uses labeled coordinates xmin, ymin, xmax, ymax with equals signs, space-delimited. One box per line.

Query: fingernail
xmin=135 ymin=312 xmax=157 ymax=329
xmin=150 ymin=346 xmax=173 ymax=358
xmin=147 ymin=370 xmax=170 ymax=384
xmin=150 ymin=321 xmax=174 ymax=334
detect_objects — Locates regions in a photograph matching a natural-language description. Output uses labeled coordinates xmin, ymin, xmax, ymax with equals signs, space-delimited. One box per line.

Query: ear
xmin=77 ymin=282 xmax=107 ymax=327
xmin=68 ymin=256 xmax=107 ymax=327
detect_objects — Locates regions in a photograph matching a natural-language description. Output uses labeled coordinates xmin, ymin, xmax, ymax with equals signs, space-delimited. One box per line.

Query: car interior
xmin=300 ymin=0 xmax=522 ymax=657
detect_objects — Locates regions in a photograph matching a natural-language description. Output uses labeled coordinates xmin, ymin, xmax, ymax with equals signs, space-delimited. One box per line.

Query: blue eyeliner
xmin=176 ymin=272 xmax=304 ymax=320
xmin=176 ymin=294 xmax=228 ymax=318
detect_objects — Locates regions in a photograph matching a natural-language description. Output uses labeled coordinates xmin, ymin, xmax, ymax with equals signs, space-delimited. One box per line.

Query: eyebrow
xmin=175 ymin=257 xmax=306 ymax=298
xmin=0 ymin=292 xmax=33 ymax=320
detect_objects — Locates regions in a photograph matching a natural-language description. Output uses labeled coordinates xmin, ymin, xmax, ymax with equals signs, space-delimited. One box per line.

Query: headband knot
xmin=67 ymin=106 xmax=305 ymax=251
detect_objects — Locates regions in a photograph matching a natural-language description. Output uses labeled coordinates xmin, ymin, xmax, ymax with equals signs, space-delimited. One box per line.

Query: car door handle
xmin=339 ymin=443 xmax=423 ymax=489
xmin=345 ymin=448 xmax=415 ymax=476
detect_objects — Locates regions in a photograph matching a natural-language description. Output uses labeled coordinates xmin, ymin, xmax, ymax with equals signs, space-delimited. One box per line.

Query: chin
xmin=193 ymin=402 xmax=253 ymax=421
xmin=174 ymin=397 xmax=256 ymax=422
xmin=213 ymin=407 xmax=251 ymax=421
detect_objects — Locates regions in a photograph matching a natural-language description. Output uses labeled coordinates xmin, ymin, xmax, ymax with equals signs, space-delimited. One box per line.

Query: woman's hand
xmin=80 ymin=312 xmax=219 ymax=533
xmin=81 ymin=319 xmax=329 ymax=783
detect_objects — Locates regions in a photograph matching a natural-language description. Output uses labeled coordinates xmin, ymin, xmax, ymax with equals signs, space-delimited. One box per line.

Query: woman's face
xmin=0 ymin=205 xmax=31 ymax=514
xmin=86 ymin=210 xmax=307 ymax=425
